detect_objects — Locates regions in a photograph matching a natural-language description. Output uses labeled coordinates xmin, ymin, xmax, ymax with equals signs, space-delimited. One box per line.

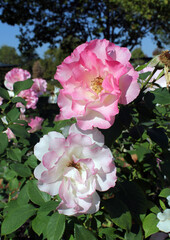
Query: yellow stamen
xmin=91 ymin=76 xmax=103 ymax=94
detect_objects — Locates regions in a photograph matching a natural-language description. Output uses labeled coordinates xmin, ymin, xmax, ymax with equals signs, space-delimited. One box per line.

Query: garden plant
xmin=0 ymin=39 xmax=169 ymax=240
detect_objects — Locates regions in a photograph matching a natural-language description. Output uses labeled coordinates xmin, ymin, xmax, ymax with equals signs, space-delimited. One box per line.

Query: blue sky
xmin=0 ymin=22 xmax=161 ymax=58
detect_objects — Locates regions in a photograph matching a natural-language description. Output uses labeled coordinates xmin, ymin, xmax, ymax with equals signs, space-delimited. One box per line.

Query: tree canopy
xmin=0 ymin=0 xmax=169 ymax=53
xmin=0 ymin=45 xmax=21 ymax=65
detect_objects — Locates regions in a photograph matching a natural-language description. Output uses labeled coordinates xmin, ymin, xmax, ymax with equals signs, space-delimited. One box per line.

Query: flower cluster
xmin=5 ymin=68 xmax=47 ymax=111
xmin=34 ymin=124 xmax=117 ymax=216
xmin=33 ymin=39 xmax=141 ymax=216
xmin=54 ymin=39 xmax=140 ymax=130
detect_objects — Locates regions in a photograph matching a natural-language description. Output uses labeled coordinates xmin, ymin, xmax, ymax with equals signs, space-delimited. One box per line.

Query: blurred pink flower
xmin=32 ymin=78 xmax=47 ymax=96
xmin=4 ymin=128 xmax=15 ymax=140
xmin=0 ymin=97 xmax=3 ymax=105
xmin=4 ymin=68 xmax=31 ymax=90
xmin=17 ymin=89 xmax=38 ymax=110
xmin=28 ymin=116 xmax=44 ymax=133
xmin=34 ymin=123 xmax=117 ymax=216
xmin=54 ymin=39 xmax=139 ymax=130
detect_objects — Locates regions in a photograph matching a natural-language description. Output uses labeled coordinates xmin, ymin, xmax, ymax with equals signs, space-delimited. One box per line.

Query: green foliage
xmin=74 ymin=224 xmax=97 ymax=240
xmin=0 ymin=45 xmax=21 ymax=65
xmin=0 ymin=60 xmax=169 ymax=239
xmin=0 ymin=0 xmax=169 ymax=54
xmin=104 ymin=197 xmax=132 ymax=230
xmin=143 ymin=213 xmax=159 ymax=238
xmin=131 ymin=48 xmax=147 ymax=68
xmin=46 ymin=212 xmax=66 ymax=240
xmin=0 ymin=87 xmax=10 ymax=100
xmin=13 ymin=79 xmax=33 ymax=95
xmin=27 ymin=180 xmax=51 ymax=205
xmin=0 ymin=132 xmax=8 ymax=154
xmin=40 ymin=48 xmax=67 ymax=80
xmin=1 ymin=204 xmax=36 ymax=235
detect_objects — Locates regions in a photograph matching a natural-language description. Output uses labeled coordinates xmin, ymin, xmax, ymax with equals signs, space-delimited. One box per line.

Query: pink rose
xmin=54 ymin=39 xmax=139 ymax=130
xmin=17 ymin=89 xmax=38 ymax=110
xmin=4 ymin=68 xmax=31 ymax=90
xmin=31 ymin=78 xmax=47 ymax=96
xmin=34 ymin=123 xmax=117 ymax=216
xmin=28 ymin=116 xmax=44 ymax=133
xmin=0 ymin=97 xmax=3 ymax=105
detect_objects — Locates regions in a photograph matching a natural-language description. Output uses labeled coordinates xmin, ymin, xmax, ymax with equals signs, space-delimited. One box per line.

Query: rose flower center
xmin=67 ymin=159 xmax=81 ymax=171
xmin=91 ymin=76 xmax=103 ymax=94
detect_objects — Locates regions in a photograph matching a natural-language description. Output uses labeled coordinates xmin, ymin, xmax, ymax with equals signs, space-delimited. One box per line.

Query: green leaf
xmin=11 ymin=97 xmax=27 ymax=105
xmin=159 ymin=200 xmax=166 ymax=210
xmin=159 ymin=188 xmax=170 ymax=198
xmin=6 ymin=107 xmax=20 ymax=122
xmin=13 ymin=79 xmax=33 ymax=95
xmin=10 ymin=163 xmax=32 ymax=177
xmin=0 ymin=201 xmax=6 ymax=209
xmin=143 ymin=213 xmax=159 ymax=238
xmin=9 ymin=177 xmax=19 ymax=190
xmin=32 ymin=213 xmax=50 ymax=236
xmin=38 ymin=201 xmax=59 ymax=214
xmin=0 ymin=133 xmax=8 ymax=154
xmin=99 ymin=228 xmax=118 ymax=239
xmin=147 ymin=127 xmax=168 ymax=148
xmin=1 ymin=204 xmax=36 ymax=235
xmin=125 ymin=227 xmax=143 ymax=240
xmin=139 ymin=71 xmax=151 ymax=80
xmin=0 ymin=87 xmax=10 ymax=100
xmin=147 ymin=55 xmax=160 ymax=67
xmin=104 ymin=197 xmax=132 ymax=231
xmin=25 ymin=155 xmax=38 ymax=168
xmin=117 ymin=181 xmax=147 ymax=220
xmin=7 ymin=148 xmax=22 ymax=162
xmin=74 ymin=224 xmax=97 ymax=240
xmin=151 ymin=88 xmax=170 ymax=105
xmin=27 ymin=180 xmax=50 ymax=205
xmin=136 ymin=62 xmax=149 ymax=71
xmin=17 ymin=184 xmax=29 ymax=205
xmin=46 ymin=212 xmax=65 ymax=240
xmin=10 ymin=124 xmax=29 ymax=138
xmin=134 ymin=145 xmax=151 ymax=162
xmin=4 ymin=168 xmax=16 ymax=181
xmin=149 ymin=204 xmax=160 ymax=214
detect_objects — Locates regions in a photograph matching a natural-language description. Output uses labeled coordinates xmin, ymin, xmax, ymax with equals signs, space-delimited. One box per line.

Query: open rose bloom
xmin=34 ymin=124 xmax=117 ymax=216
xmin=54 ymin=39 xmax=140 ymax=130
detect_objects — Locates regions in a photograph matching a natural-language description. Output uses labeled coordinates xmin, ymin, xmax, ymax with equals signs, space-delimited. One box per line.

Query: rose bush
xmin=54 ymin=39 xmax=140 ymax=130
xmin=34 ymin=123 xmax=117 ymax=216
xmin=0 ymin=45 xmax=169 ymax=240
